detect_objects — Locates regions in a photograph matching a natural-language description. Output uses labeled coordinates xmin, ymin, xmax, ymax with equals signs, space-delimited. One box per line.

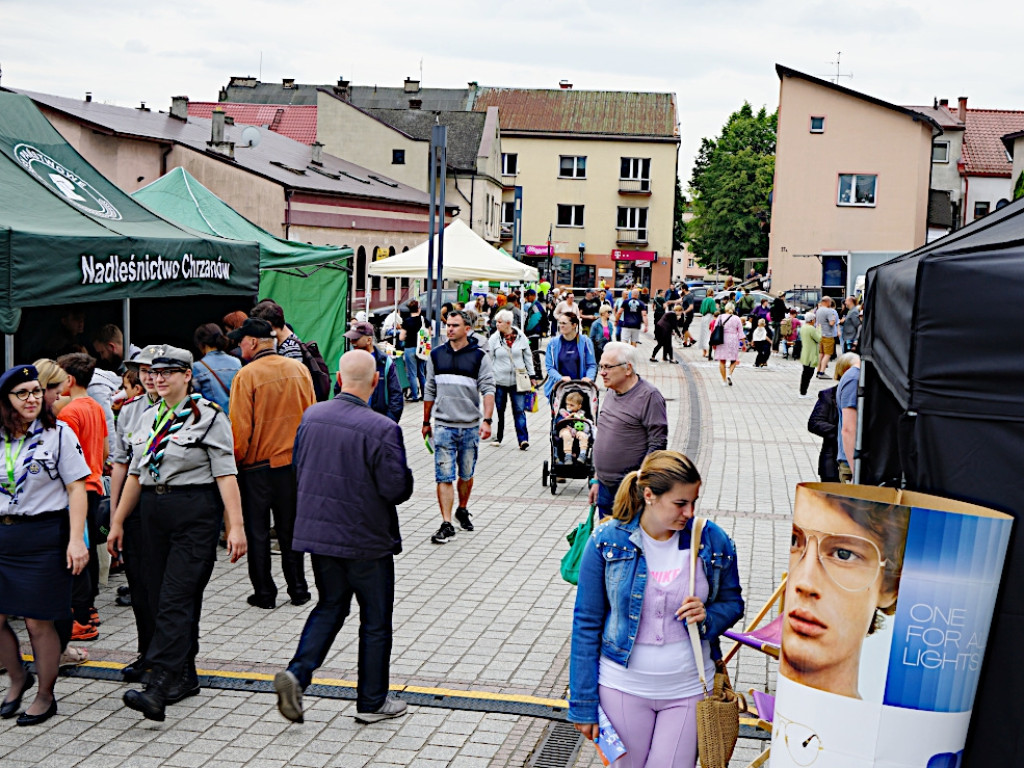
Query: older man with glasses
xmin=587 ymin=342 xmax=668 ymax=518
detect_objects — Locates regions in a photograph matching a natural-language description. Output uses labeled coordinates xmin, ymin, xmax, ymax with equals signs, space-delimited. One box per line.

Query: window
xmin=837 ymin=174 xmax=877 ymax=207
xmin=557 ymin=204 xmax=585 ymax=227
xmin=501 ymin=201 xmax=515 ymax=225
xmin=501 ymin=153 xmax=518 ymax=175
xmin=559 ymin=156 xmax=587 ymax=179
xmin=620 ymin=157 xmax=651 ymax=181
xmin=392 ymin=149 xmax=405 ymax=165
xmin=932 ymin=141 xmax=950 ymax=163
xmin=688 ymin=258 xmax=696 ymax=268
xmin=974 ymin=201 xmax=990 ymax=219
xmin=810 ymin=116 xmax=825 ymax=133
xmin=617 ymin=206 xmax=648 ymax=230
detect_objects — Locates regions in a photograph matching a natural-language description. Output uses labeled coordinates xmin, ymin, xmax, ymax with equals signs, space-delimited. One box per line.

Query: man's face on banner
xmin=781 ymin=493 xmax=896 ymax=698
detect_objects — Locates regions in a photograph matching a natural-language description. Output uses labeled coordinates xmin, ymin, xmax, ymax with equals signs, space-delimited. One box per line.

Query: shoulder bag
xmin=709 ymin=317 xmax=728 ymax=347
xmin=199 ymin=359 xmax=230 ymax=397
xmin=415 ymin=317 xmax=431 ymax=361
xmin=560 ymin=504 xmax=595 ymax=585
xmin=686 ymin=518 xmax=744 ymax=768
xmin=504 ymin=340 xmax=532 ymax=393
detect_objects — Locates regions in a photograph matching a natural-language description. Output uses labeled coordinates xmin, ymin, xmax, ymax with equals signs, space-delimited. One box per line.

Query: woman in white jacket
xmin=487 ymin=310 xmax=537 ymax=449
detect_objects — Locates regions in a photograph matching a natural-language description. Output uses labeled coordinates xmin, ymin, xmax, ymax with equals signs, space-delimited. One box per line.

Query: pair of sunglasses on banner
xmin=790 ymin=524 xmax=889 ymax=592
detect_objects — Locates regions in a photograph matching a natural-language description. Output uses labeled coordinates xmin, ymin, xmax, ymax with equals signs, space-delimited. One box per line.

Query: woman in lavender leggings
xmin=567 ymin=451 xmax=744 ymax=767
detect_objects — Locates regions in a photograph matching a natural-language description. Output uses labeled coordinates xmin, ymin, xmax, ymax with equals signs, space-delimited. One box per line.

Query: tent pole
xmin=435 ymin=125 xmax=447 ymax=340
xmin=4 ymin=335 xmax=12 ymax=369
xmin=122 ymin=298 xmax=131 ymax=357
xmin=426 ymin=134 xmax=438 ymax=340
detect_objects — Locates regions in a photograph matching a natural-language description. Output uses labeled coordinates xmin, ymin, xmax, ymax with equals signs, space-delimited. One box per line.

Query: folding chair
xmin=722 ymin=574 xmax=786 ymax=664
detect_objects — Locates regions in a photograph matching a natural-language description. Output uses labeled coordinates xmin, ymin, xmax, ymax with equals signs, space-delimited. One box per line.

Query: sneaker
xmin=816 ymin=372 xmax=830 ymax=379
xmin=273 ymin=670 xmax=304 ymax=724
xmin=354 ymin=694 xmax=408 ymax=724
xmin=721 ymin=380 xmax=728 ymax=386
xmin=431 ymin=522 xmax=456 ymax=544
xmin=798 ymin=393 xmax=811 ymax=399
xmin=489 ymin=439 xmax=502 ymax=446
xmin=727 ymin=375 xmax=733 ymax=386
xmin=519 ymin=441 xmax=529 ymax=451
xmin=648 ymin=358 xmax=658 ymax=364
xmin=71 ymin=620 xmax=98 ymax=641
xmin=454 ymin=507 xmax=474 ymax=531
xmin=88 ymin=607 xmax=100 ymax=627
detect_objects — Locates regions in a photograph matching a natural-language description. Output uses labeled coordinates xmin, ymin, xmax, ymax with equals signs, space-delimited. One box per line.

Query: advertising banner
xmin=771 ymin=483 xmax=1012 ymax=768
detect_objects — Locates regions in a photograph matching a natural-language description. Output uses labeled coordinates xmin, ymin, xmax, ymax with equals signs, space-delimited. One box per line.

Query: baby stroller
xmin=541 ymin=379 xmax=600 ymax=496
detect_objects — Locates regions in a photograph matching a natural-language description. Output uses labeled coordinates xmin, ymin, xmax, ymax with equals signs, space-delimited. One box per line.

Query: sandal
xmin=59 ymin=647 xmax=89 ymax=668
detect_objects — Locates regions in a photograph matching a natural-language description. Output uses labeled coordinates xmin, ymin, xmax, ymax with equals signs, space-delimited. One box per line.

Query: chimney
xmin=334 ymin=76 xmax=351 ymax=100
xmin=282 ymin=78 xmax=296 ymax=89
xmin=137 ymin=101 xmax=149 ymax=112
xmin=170 ymin=95 xmax=188 ymax=121
xmin=404 ymin=77 xmax=420 ymax=93
xmin=409 ymin=98 xmax=422 ymax=110
xmin=311 ymin=141 xmax=324 ymax=166
xmin=958 ymin=96 xmax=968 ymax=122
xmin=85 ymin=92 xmax=92 ymax=103
xmin=559 ymin=79 xmax=573 ymax=90
xmin=939 ymin=98 xmax=949 ymax=108
xmin=207 ymin=109 xmax=235 ymax=159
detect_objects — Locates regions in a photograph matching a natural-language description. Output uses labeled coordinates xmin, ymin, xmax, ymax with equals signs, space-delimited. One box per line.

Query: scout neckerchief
xmin=144 ymin=394 xmax=200 ymax=480
xmin=1 ymin=420 xmax=45 ymax=502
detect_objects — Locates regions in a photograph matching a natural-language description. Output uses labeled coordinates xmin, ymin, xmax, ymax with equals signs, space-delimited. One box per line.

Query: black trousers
xmin=800 ymin=365 xmax=815 ymax=395
xmin=122 ymin=513 xmax=154 ymax=656
xmin=287 ymin=554 xmax=394 ymax=713
xmin=650 ymin=328 xmax=675 ymax=361
xmin=140 ymin=485 xmax=221 ymax=676
xmin=239 ymin=465 xmax=308 ymax=603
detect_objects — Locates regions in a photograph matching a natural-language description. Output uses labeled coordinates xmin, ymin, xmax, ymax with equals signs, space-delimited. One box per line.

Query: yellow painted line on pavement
xmin=402 ymin=685 xmax=566 ymax=708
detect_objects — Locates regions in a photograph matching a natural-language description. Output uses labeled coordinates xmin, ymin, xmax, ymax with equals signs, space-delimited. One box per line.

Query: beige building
xmin=474 ymin=86 xmax=679 ymax=292
xmin=769 ymin=65 xmax=940 ymax=294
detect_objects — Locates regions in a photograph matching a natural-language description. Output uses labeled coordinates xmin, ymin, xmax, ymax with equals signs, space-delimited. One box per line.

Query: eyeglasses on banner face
xmin=151 ymin=369 xmax=187 ymax=380
xmin=790 ymin=524 xmax=887 ymax=592
xmin=10 ymin=388 xmax=44 ymax=401
xmin=598 ymin=363 xmax=627 ymax=373
xmin=775 ymin=711 xmax=824 ymax=766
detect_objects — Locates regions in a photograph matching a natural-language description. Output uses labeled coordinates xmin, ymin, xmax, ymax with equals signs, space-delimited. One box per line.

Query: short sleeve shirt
xmin=111 ymin=395 xmax=157 ymax=466
xmin=816 ymin=307 xmax=840 ymax=338
xmin=836 ymin=366 xmax=860 ymax=463
xmin=620 ymin=299 xmax=647 ymax=328
xmin=0 ymin=422 xmax=90 ymax=515
xmin=129 ymin=398 xmax=237 ymax=485
xmin=58 ymin=397 xmax=108 ymax=495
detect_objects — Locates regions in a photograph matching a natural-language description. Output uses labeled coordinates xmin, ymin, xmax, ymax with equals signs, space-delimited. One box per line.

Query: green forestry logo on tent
xmin=13 ymin=144 xmax=122 ymax=220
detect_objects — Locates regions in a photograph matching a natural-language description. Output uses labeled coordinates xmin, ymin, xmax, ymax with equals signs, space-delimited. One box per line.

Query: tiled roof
xmin=472 ymin=88 xmax=678 ymax=138
xmin=362 ymin=108 xmax=485 ymax=171
xmin=14 ymin=89 xmax=430 ymax=207
xmin=221 ymin=79 xmax=475 ymax=111
xmin=961 ymin=109 xmax=1024 ymax=177
xmin=187 ymin=102 xmax=317 ymax=144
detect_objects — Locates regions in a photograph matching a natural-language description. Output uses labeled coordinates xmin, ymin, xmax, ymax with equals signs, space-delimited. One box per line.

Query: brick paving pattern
xmin=0 ymin=333 xmax=843 ymax=767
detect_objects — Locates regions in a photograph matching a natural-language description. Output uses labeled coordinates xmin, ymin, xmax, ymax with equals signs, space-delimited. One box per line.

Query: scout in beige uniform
xmin=107 ymin=347 xmax=247 ymax=722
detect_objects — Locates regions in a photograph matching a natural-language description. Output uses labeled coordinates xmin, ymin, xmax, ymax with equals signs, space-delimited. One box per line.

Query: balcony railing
xmin=619 ymin=178 xmax=652 ymax=194
xmin=616 ymin=228 xmax=649 ymax=244
xmin=501 ymin=173 xmax=518 ymax=188
xmin=499 ymin=226 xmax=513 ymax=241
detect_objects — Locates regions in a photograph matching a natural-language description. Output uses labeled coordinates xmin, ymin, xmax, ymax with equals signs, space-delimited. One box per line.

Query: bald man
xmin=275 ymin=351 xmax=413 ymax=725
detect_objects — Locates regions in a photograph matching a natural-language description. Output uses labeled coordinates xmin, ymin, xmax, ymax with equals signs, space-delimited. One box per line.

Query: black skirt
xmin=0 ymin=514 xmax=72 ymax=621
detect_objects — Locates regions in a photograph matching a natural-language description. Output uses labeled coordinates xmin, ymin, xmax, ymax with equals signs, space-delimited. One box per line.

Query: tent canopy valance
xmin=0 ymin=92 xmax=259 ymax=333
xmin=132 ymin=167 xmax=352 ymax=276
xmin=368 ymin=219 xmax=539 ymax=282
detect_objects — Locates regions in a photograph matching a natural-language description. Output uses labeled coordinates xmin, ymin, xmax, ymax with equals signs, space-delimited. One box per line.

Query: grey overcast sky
xmin=3 ymin=0 xmax=1023 ymax=187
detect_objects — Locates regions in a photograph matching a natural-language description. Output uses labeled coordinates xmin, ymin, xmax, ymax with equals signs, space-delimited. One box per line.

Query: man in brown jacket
xmin=228 ymin=317 xmax=316 ymax=609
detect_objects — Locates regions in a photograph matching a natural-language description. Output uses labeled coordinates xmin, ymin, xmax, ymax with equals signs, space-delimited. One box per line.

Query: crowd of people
xmin=0 ymin=278 xmax=873 ymax=766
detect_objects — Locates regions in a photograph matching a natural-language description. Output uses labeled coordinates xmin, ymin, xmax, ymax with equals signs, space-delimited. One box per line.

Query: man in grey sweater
xmin=588 ymin=342 xmax=669 ymax=518
xmin=422 ymin=311 xmax=496 ymax=544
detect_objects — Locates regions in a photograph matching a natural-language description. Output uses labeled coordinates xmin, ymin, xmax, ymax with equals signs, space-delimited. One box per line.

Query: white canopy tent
xmin=368 ymin=219 xmax=539 ymax=282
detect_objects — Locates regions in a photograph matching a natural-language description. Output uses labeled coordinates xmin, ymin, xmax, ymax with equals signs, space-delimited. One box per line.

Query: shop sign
xmin=522 ymin=243 xmax=572 ymax=256
xmin=611 ymin=249 xmax=656 ymax=262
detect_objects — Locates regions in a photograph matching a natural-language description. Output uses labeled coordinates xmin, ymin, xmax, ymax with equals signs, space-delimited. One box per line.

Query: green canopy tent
xmin=133 ymin=167 xmax=353 ymax=372
xmin=0 ymin=91 xmax=260 ymax=364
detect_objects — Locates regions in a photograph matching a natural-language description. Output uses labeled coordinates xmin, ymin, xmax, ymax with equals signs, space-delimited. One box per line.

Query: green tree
xmin=685 ymin=103 xmax=776 ymax=277
xmin=1014 ymin=170 xmax=1024 ymax=201
xmin=672 ymin=175 xmax=687 ymax=251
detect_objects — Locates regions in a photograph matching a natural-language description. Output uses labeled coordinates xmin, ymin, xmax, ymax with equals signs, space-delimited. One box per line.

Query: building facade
xmin=768 ymin=66 xmax=940 ymax=294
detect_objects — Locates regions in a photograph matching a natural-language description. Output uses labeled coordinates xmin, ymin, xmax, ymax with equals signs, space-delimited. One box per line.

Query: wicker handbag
xmin=686 ymin=518 xmax=744 ymax=768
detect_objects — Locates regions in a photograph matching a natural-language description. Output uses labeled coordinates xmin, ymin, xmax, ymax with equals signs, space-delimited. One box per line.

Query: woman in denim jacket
xmin=190 ymin=323 xmax=241 ymax=414
xmin=569 ymin=450 xmax=744 ymax=767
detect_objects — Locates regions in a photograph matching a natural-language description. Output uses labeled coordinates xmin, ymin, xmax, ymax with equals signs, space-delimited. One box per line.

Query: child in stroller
xmin=555 ymin=391 xmax=594 ymax=464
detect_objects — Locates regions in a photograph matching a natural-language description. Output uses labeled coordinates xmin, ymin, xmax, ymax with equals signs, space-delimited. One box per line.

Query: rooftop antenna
xmin=818 ymin=51 xmax=852 ymax=85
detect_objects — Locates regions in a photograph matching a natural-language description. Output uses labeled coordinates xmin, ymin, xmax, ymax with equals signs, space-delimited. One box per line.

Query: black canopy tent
xmin=860 ymin=197 xmax=1024 ymax=765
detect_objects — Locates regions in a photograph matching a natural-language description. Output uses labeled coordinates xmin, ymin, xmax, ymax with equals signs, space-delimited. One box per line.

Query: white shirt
xmin=0 ymin=421 xmax=90 ymax=516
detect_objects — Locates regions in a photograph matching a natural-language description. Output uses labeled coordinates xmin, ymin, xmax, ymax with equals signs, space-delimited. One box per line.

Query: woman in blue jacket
xmin=569 ymin=450 xmax=744 ymax=767
xmin=544 ymin=312 xmax=597 ymax=400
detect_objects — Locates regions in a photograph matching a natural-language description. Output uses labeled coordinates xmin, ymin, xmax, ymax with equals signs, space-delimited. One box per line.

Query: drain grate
xmin=528 ymin=721 xmax=584 ymax=768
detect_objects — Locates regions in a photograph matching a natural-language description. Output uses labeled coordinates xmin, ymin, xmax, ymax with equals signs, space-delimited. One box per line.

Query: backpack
xmin=297 ymin=339 xmax=331 ymax=401
xmin=780 ymin=317 xmax=793 ymax=338
xmin=525 ymin=300 xmax=549 ymax=336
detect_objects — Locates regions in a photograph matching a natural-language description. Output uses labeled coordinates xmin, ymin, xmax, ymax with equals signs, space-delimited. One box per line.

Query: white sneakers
xmin=354 ymin=694 xmax=408 ymax=724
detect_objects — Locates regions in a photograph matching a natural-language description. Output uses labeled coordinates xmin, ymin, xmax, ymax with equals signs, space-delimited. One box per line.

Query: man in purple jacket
xmin=273 ymin=350 xmax=413 ymax=725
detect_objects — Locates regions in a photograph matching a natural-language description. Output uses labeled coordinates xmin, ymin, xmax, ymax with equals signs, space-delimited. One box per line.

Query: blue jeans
xmin=403 ymin=348 xmax=426 ymax=399
xmin=494 ymin=385 xmax=529 ymax=444
xmin=596 ymin=479 xmax=619 ymax=519
xmin=287 ymin=554 xmax=394 ymax=713
xmin=434 ymin=425 xmax=480 ymax=483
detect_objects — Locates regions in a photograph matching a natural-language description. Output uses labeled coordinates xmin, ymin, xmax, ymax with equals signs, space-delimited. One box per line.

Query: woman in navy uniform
xmin=107 ymin=347 xmax=247 ymax=722
xmin=0 ymin=364 xmax=90 ymax=726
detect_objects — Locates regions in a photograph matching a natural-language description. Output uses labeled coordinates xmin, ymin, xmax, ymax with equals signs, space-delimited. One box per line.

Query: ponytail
xmin=612 ymin=471 xmax=645 ymax=522
xmin=610 ymin=450 xmax=702 ymax=523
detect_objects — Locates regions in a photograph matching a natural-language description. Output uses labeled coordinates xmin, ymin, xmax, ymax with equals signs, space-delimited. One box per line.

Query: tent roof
xmin=133 ymin=167 xmax=352 ymax=275
xmin=367 ymin=219 xmax=539 ymax=282
xmin=0 ymin=92 xmax=259 ymax=332
xmin=862 ymin=196 xmax=1024 ymax=420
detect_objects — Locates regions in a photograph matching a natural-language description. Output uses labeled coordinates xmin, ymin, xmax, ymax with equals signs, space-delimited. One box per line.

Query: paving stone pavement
xmin=0 ymin=332 xmax=844 ymax=767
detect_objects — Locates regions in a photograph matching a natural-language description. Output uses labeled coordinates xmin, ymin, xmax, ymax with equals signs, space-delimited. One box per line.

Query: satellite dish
xmin=240 ymin=126 xmax=261 ymax=147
